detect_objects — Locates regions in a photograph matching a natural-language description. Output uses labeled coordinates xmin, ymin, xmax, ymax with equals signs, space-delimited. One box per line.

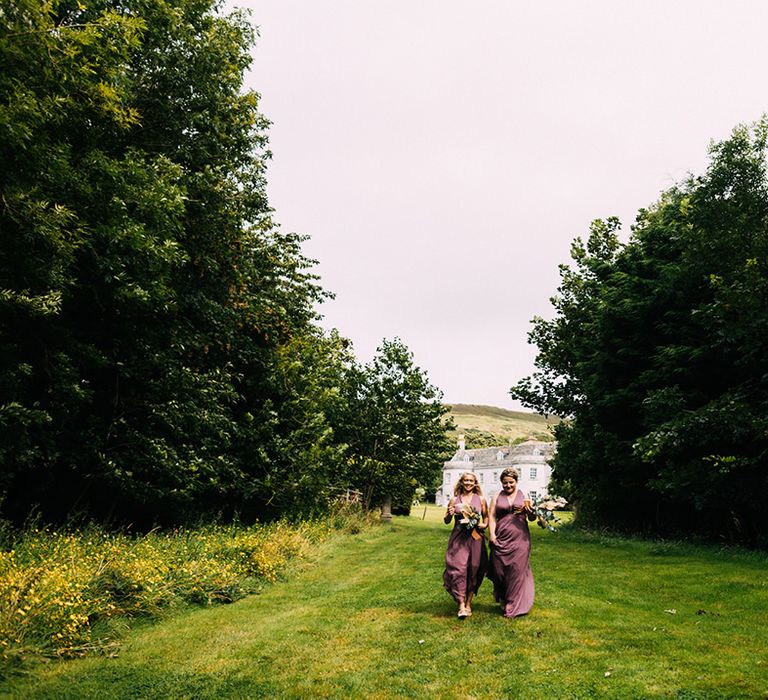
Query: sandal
xmin=458 ymin=606 xmax=468 ymax=619
xmin=465 ymin=607 xmax=472 ymax=617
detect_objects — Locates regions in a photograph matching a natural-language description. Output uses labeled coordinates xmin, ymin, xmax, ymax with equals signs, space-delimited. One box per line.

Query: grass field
xmin=446 ymin=404 xmax=559 ymax=443
xmin=3 ymin=507 xmax=767 ymax=699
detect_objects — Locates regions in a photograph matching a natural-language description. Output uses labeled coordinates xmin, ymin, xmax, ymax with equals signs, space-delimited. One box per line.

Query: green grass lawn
xmin=4 ymin=507 xmax=768 ymax=699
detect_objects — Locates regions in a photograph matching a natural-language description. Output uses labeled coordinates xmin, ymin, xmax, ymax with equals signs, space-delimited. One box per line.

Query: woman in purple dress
xmin=488 ymin=467 xmax=536 ymax=617
xmin=443 ymin=472 xmax=488 ymax=619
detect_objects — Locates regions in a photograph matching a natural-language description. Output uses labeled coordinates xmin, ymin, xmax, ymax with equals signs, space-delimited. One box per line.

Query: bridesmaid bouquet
xmin=532 ymin=496 xmax=568 ymax=532
xmin=458 ymin=503 xmax=483 ymax=540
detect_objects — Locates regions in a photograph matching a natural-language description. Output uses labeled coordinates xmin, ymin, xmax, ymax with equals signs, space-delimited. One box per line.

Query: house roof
xmin=444 ymin=440 xmax=554 ymax=469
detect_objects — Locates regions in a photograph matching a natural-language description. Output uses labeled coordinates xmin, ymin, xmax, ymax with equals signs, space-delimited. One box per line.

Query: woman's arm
xmin=523 ymin=492 xmax=537 ymax=521
xmin=444 ymin=497 xmax=455 ymax=524
xmin=477 ymin=497 xmax=489 ymax=530
xmin=488 ymin=495 xmax=498 ymax=543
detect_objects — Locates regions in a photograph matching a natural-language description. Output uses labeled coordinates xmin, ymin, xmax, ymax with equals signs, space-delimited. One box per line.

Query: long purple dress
xmin=488 ymin=490 xmax=535 ymax=617
xmin=443 ymin=493 xmax=487 ymax=604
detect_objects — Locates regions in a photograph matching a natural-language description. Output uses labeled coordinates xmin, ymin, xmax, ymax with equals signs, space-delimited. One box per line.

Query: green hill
xmin=445 ymin=404 xmax=558 ymax=448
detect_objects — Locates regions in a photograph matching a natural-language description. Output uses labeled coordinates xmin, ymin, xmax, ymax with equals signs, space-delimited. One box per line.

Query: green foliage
xmin=512 ymin=120 xmax=768 ymax=544
xmin=0 ymin=2 xmax=453 ymax=528
xmin=337 ymin=338 xmax=454 ymax=512
xmin=461 ymin=428 xmax=509 ymax=448
xmin=0 ymin=1 xmax=243 ymax=521
xmin=0 ymin=0 xmax=330 ymax=525
xmin=460 ymin=428 xmax=497 ymax=449
xmin=242 ymin=330 xmax=354 ymax=518
xmin=0 ymin=506 xmax=377 ymax=673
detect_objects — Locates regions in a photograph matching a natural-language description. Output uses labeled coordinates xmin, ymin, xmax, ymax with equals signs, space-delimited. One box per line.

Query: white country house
xmin=435 ymin=436 xmax=555 ymax=506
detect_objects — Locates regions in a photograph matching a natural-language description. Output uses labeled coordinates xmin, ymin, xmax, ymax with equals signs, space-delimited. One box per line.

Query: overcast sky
xmin=234 ymin=1 xmax=768 ymax=409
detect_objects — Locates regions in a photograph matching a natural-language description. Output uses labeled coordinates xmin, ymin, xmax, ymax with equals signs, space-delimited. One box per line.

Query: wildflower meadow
xmin=0 ymin=504 xmax=375 ymax=676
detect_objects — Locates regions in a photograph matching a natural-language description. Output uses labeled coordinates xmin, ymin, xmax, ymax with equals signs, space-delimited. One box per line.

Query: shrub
xmin=0 ymin=506 xmax=375 ymax=675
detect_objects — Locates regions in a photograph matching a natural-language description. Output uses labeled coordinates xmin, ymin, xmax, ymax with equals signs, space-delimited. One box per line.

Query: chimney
xmin=458 ymin=434 xmax=465 ymax=451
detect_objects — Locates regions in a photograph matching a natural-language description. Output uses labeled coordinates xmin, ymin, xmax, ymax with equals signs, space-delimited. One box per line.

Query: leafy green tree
xmin=512 ymin=121 xmax=768 ymax=544
xmin=459 ymin=429 xmax=510 ymax=449
xmin=238 ymin=330 xmax=355 ymax=518
xmin=1 ymin=1 xmax=456 ymax=528
xmin=338 ymin=339 xmax=453 ymax=513
xmin=0 ymin=0 xmax=324 ymax=524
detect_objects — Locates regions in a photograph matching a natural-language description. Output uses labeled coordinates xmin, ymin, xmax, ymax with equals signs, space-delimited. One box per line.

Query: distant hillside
xmin=445 ymin=404 xmax=558 ymax=448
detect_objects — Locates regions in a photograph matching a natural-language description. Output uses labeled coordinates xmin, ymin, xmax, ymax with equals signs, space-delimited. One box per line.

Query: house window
xmin=530 ymin=467 xmax=537 ymax=480
xmin=496 ymin=450 xmax=504 ymax=461
xmin=533 ymin=448 xmax=541 ymax=456
xmin=493 ymin=472 xmax=498 ymax=483
xmin=444 ymin=472 xmax=451 ymax=484
xmin=478 ymin=473 xmax=484 ymax=483
xmin=463 ymin=454 xmax=471 ymax=462
xmin=529 ymin=490 xmax=538 ymax=501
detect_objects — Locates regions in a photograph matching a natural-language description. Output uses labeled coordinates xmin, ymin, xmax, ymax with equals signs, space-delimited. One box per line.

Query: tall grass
xmin=0 ymin=503 xmax=376 ymax=676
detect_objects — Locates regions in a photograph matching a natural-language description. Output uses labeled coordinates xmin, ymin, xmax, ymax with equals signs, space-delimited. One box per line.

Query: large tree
xmin=241 ymin=330 xmax=355 ymax=518
xmin=337 ymin=338 xmax=454 ymax=513
xmin=512 ymin=121 xmax=768 ymax=545
xmin=0 ymin=0 xmax=325 ymax=524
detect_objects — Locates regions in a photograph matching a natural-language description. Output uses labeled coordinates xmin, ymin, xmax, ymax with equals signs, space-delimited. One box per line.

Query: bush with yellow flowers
xmin=0 ymin=503 xmax=377 ymax=675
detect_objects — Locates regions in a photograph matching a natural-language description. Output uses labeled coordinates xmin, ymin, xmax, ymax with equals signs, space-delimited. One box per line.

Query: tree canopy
xmin=335 ymin=338 xmax=453 ymax=513
xmin=512 ymin=121 xmax=768 ymax=545
xmin=0 ymin=1 xmax=449 ymax=526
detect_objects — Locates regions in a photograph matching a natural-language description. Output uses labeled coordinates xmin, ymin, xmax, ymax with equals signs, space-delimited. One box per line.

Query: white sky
xmin=234 ymin=1 xmax=768 ymax=409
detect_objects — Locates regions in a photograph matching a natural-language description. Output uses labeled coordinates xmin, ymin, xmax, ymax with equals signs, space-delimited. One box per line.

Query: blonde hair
xmin=500 ymin=467 xmax=520 ymax=481
xmin=453 ymin=471 xmax=483 ymax=497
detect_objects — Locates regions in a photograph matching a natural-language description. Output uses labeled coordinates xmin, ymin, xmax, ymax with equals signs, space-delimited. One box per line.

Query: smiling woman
xmin=487 ymin=467 xmax=537 ymax=617
xmin=442 ymin=471 xmax=488 ymax=618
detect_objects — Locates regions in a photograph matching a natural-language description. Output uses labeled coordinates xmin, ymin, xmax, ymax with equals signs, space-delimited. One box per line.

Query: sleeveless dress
xmin=443 ymin=493 xmax=488 ymax=604
xmin=488 ymin=490 xmax=535 ymax=617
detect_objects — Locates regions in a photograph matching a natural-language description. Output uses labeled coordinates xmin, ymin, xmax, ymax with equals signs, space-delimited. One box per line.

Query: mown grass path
xmin=4 ymin=508 xmax=768 ymax=699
